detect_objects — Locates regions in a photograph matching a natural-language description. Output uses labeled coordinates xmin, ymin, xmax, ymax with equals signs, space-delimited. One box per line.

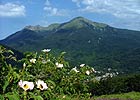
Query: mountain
xmin=1 ymin=16 xmax=140 ymax=74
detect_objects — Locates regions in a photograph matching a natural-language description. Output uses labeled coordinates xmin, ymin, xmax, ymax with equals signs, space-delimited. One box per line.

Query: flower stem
xmin=23 ymin=91 xmax=27 ymax=100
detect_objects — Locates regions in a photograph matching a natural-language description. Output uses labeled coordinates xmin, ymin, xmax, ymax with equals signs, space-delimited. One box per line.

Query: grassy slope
xmin=56 ymin=92 xmax=140 ymax=100
xmin=94 ymin=92 xmax=140 ymax=100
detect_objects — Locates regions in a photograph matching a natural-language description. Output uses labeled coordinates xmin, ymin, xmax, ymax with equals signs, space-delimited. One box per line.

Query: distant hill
xmin=1 ymin=16 xmax=140 ymax=74
xmin=0 ymin=44 xmax=24 ymax=68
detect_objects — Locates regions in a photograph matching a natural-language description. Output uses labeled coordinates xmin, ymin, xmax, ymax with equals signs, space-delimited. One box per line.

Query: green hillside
xmin=1 ymin=17 xmax=140 ymax=74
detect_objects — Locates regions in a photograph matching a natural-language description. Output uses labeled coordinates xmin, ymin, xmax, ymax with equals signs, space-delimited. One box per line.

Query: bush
xmin=1 ymin=45 xmax=140 ymax=99
xmin=0 ymin=46 xmax=95 ymax=99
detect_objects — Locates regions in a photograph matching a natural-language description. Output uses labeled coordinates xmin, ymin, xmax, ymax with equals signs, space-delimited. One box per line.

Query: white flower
xmin=42 ymin=59 xmax=50 ymax=64
xmin=116 ymin=72 xmax=119 ymax=75
xmin=18 ymin=80 xmax=23 ymax=87
xmin=23 ymin=63 xmax=26 ymax=67
xmin=42 ymin=49 xmax=51 ymax=53
xmin=56 ymin=62 xmax=63 ymax=68
xmin=91 ymin=68 xmax=96 ymax=73
xmin=42 ymin=60 xmax=47 ymax=64
xmin=47 ymin=59 xmax=50 ymax=62
xmin=95 ymin=76 xmax=102 ymax=81
xmin=108 ymin=68 xmax=111 ymax=71
xmin=86 ymin=70 xmax=90 ymax=75
xmin=102 ymin=75 xmax=106 ymax=78
xmin=97 ymin=71 xmax=101 ymax=74
xmin=55 ymin=62 xmax=59 ymax=66
xmin=30 ymin=58 xmax=36 ymax=63
xmin=71 ymin=67 xmax=79 ymax=73
xmin=110 ymin=73 xmax=113 ymax=77
xmin=36 ymin=80 xmax=48 ymax=90
xmin=80 ymin=64 xmax=85 ymax=67
xmin=105 ymin=73 xmax=110 ymax=76
xmin=18 ymin=80 xmax=34 ymax=91
xmin=62 ymin=95 xmax=66 ymax=98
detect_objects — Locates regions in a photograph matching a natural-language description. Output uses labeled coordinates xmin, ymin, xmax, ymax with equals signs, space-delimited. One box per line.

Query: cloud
xmin=72 ymin=0 xmax=81 ymax=7
xmin=72 ymin=0 xmax=140 ymax=31
xmin=111 ymin=19 xmax=140 ymax=31
xmin=72 ymin=0 xmax=140 ymax=19
xmin=44 ymin=0 xmax=68 ymax=16
xmin=44 ymin=6 xmax=67 ymax=16
xmin=0 ymin=3 xmax=25 ymax=17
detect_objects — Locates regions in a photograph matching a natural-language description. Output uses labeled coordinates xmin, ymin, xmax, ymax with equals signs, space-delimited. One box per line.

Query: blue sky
xmin=0 ymin=0 xmax=140 ymax=39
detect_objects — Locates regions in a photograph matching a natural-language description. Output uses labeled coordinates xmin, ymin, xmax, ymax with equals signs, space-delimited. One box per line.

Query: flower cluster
xmin=71 ymin=67 xmax=79 ymax=73
xmin=80 ymin=64 xmax=85 ymax=67
xmin=70 ymin=64 xmax=96 ymax=75
xmin=18 ymin=80 xmax=48 ymax=91
xmin=42 ymin=49 xmax=51 ymax=53
xmin=56 ymin=62 xmax=63 ymax=68
xmin=30 ymin=58 xmax=36 ymax=64
xmin=86 ymin=70 xmax=90 ymax=75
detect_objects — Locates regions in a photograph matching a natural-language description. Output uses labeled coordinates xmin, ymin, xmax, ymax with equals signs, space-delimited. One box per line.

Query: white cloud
xmin=0 ymin=3 xmax=25 ymax=17
xmin=44 ymin=6 xmax=58 ymax=16
xmin=44 ymin=0 xmax=68 ymax=16
xmin=111 ymin=20 xmax=140 ymax=31
xmin=82 ymin=0 xmax=94 ymax=5
xmin=72 ymin=0 xmax=140 ymax=19
xmin=44 ymin=6 xmax=67 ymax=16
xmin=72 ymin=0 xmax=81 ymax=7
xmin=72 ymin=0 xmax=140 ymax=31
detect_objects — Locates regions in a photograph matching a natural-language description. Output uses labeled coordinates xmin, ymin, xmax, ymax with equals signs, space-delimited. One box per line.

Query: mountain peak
xmin=71 ymin=16 xmax=87 ymax=21
xmin=23 ymin=17 xmax=109 ymax=32
xmin=24 ymin=25 xmax=44 ymax=31
xmin=60 ymin=16 xmax=108 ymax=29
xmin=70 ymin=16 xmax=91 ymax=24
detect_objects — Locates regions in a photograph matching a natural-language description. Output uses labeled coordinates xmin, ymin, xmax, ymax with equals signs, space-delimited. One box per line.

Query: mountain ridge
xmin=0 ymin=16 xmax=140 ymax=74
xmin=19 ymin=16 xmax=110 ymax=33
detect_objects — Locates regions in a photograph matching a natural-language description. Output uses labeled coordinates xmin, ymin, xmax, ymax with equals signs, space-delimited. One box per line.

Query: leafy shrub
xmin=0 ymin=46 xmax=95 ymax=99
xmin=0 ymin=45 xmax=140 ymax=100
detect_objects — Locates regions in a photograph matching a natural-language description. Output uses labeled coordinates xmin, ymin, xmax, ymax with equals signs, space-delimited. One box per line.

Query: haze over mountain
xmin=1 ymin=17 xmax=140 ymax=74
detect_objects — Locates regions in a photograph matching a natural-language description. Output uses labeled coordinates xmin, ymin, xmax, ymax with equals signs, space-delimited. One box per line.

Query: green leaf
xmin=3 ymin=80 xmax=9 ymax=93
xmin=47 ymin=80 xmax=56 ymax=87
xmin=0 ymin=95 xmax=4 ymax=100
xmin=34 ymin=96 xmax=44 ymax=100
xmin=7 ymin=50 xmax=14 ymax=54
xmin=5 ymin=93 xmax=20 ymax=100
xmin=60 ymin=52 xmax=66 ymax=55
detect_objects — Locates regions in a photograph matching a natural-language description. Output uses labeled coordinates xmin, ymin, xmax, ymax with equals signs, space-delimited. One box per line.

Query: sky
xmin=0 ymin=0 xmax=140 ymax=40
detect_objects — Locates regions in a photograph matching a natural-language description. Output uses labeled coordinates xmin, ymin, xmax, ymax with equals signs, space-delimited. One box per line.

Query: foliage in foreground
xmin=0 ymin=45 xmax=140 ymax=100
xmin=0 ymin=46 xmax=95 ymax=99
